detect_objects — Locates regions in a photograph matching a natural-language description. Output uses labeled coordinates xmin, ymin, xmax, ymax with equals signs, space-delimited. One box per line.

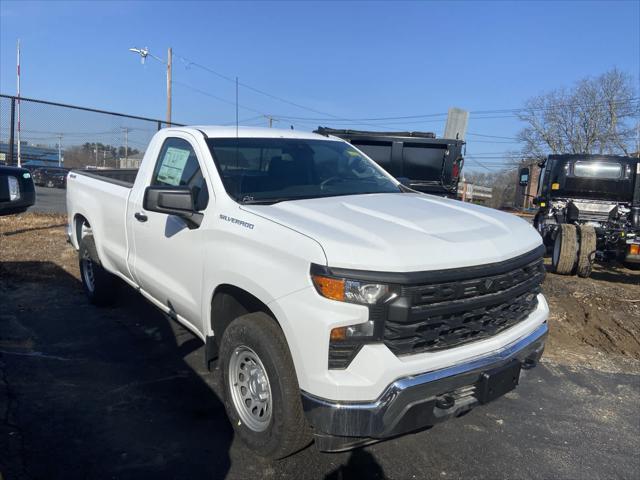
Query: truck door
xmin=129 ymin=134 xmax=210 ymax=333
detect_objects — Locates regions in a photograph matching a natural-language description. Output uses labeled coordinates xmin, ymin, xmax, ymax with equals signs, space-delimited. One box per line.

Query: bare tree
xmin=517 ymin=68 xmax=639 ymax=160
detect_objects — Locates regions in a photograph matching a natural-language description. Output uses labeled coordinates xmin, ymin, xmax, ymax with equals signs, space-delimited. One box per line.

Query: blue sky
xmin=1 ymin=0 xmax=638 ymax=170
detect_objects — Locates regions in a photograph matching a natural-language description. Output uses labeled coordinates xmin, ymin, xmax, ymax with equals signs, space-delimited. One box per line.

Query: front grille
xmin=384 ymin=257 xmax=544 ymax=356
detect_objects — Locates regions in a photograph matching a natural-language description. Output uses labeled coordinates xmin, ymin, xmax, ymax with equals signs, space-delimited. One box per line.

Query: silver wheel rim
xmin=228 ymin=346 xmax=272 ymax=432
xmin=81 ymin=252 xmax=95 ymax=293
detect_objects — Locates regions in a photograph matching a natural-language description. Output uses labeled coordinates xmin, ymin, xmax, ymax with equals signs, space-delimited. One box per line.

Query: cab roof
xmin=174 ymin=125 xmax=342 ymax=141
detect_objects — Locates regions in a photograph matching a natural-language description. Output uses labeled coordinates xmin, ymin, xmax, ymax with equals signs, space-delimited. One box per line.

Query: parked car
xmin=315 ymin=127 xmax=464 ymax=197
xmin=66 ymin=126 xmax=548 ymax=458
xmin=0 ymin=165 xmax=36 ymax=215
xmin=33 ymin=167 xmax=68 ymax=188
xmin=525 ymin=154 xmax=640 ymax=275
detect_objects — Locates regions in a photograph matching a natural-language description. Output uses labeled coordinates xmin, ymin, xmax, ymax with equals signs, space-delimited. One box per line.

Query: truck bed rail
xmin=71 ymin=169 xmax=138 ymax=188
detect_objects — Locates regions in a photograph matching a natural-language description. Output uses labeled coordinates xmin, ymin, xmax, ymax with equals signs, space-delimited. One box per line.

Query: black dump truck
xmin=0 ymin=165 xmax=36 ymax=216
xmin=315 ymin=128 xmax=464 ymax=196
xmin=522 ymin=154 xmax=640 ymax=277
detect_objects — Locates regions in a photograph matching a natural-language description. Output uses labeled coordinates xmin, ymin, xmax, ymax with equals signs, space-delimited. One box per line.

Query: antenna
xmin=235 ymin=76 xmax=239 ymax=138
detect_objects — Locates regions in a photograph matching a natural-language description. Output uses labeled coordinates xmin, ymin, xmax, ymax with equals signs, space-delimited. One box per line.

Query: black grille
xmin=384 ymin=257 xmax=545 ymax=356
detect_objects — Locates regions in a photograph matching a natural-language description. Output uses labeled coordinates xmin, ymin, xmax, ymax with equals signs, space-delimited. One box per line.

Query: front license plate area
xmin=476 ymin=360 xmax=521 ymax=404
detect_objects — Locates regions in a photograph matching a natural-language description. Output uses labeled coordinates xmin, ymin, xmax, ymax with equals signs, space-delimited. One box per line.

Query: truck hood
xmin=241 ymin=193 xmax=543 ymax=272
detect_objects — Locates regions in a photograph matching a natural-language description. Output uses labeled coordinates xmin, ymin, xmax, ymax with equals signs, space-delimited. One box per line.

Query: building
xmin=457 ymin=181 xmax=493 ymax=204
xmin=118 ymin=153 xmax=144 ymax=169
xmin=0 ymin=141 xmax=62 ymax=167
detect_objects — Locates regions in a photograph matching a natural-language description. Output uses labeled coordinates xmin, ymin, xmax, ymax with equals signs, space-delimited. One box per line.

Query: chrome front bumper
xmin=302 ymin=322 xmax=548 ymax=451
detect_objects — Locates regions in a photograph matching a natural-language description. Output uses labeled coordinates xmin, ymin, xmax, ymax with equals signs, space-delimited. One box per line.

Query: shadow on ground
xmin=0 ymin=262 xmax=233 ymax=479
xmin=1 ymin=261 xmax=638 ymax=480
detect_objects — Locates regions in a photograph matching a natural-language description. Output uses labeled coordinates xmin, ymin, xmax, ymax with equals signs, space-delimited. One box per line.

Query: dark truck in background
xmin=315 ymin=128 xmax=464 ymax=196
xmin=525 ymin=154 xmax=640 ymax=276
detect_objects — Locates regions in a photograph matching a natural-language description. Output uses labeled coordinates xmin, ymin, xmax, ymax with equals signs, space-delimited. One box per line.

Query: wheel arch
xmin=206 ymin=284 xmax=280 ymax=368
xmin=73 ymin=213 xmax=90 ymax=248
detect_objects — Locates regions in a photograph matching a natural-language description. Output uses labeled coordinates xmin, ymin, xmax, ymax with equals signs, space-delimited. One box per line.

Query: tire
xmin=576 ymin=225 xmax=597 ymax=278
xmin=78 ymin=236 xmax=118 ymax=306
xmin=220 ymin=312 xmax=311 ymax=459
xmin=552 ymin=224 xmax=578 ymax=275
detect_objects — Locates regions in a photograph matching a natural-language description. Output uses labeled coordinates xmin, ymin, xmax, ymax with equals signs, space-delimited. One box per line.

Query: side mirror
xmin=143 ymin=186 xmax=203 ymax=228
xmin=519 ymin=167 xmax=530 ymax=187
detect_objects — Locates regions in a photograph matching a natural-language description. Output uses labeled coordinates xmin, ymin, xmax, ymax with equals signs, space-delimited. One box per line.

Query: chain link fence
xmin=0 ymin=94 xmax=182 ymax=170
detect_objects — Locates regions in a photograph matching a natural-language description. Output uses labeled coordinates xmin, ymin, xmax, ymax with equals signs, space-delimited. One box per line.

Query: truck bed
xmin=67 ymin=168 xmax=136 ymax=279
xmin=72 ymin=169 xmax=138 ymax=188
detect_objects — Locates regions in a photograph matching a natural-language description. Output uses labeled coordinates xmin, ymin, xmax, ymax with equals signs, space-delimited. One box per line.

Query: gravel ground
xmin=1 ymin=213 xmax=639 ymax=479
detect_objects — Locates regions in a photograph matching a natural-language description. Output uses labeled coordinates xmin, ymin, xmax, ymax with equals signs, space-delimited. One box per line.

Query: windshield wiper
xmin=241 ymin=196 xmax=314 ymax=205
xmin=241 ymin=191 xmax=401 ymax=205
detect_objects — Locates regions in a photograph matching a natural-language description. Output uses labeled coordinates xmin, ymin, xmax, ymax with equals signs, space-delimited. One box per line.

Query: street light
xmin=129 ymin=46 xmax=172 ymax=126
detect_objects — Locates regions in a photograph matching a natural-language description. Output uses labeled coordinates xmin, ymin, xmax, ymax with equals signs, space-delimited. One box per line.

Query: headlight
xmin=8 ymin=176 xmax=20 ymax=201
xmin=311 ymin=266 xmax=397 ymax=369
xmin=311 ymin=274 xmax=392 ymax=305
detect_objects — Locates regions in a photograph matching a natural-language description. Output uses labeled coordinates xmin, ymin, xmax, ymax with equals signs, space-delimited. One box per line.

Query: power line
xmin=171 ymin=54 xmax=639 ymax=135
xmin=174 ymin=52 xmax=346 ymax=120
xmin=172 ymin=80 xmax=268 ymax=116
xmin=467 ymin=132 xmax=519 ymax=140
xmin=267 ymin=98 xmax=640 ymax=123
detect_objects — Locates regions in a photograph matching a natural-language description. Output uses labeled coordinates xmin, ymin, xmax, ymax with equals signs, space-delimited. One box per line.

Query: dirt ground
xmin=2 ymin=212 xmax=639 ymax=371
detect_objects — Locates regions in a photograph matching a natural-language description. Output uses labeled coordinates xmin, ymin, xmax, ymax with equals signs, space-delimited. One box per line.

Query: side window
xmin=152 ymin=137 xmax=209 ymax=211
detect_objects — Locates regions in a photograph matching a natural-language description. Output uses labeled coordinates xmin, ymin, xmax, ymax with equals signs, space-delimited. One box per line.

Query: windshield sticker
xmin=157 ymin=147 xmax=190 ymax=186
xmin=219 ymin=214 xmax=255 ymax=230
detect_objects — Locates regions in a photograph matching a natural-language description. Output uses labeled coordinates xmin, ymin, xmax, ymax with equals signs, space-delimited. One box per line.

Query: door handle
xmin=134 ymin=212 xmax=148 ymax=222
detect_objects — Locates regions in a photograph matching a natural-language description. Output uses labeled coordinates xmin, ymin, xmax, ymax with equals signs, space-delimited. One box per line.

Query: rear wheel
xmin=552 ymin=224 xmax=578 ymax=275
xmin=220 ymin=312 xmax=311 ymax=459
xmin=576 ymin=225 xmax=597 ymax=278
xmin=79 ymin=235 xmax=118 ymax=306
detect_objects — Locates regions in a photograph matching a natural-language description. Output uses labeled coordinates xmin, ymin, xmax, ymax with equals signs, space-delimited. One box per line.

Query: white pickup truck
xmin=66 ymin=126 xmax=549 ymax=458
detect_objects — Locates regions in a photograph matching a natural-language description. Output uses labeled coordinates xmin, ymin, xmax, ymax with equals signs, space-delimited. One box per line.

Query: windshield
xmin=207 ymin=138 xmax=401 ymax=203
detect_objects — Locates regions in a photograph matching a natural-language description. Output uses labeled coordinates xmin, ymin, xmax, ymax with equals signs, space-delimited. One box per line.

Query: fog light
xmin=330 ymin=320 xmax=375 ymax=341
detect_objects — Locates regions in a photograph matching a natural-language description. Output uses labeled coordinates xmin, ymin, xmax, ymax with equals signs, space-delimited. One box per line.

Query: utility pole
xmin=264 ymin=115 xmax=278 ymax=128
xmin=16 ymin=39 xmax=21 ymax=167
xmin=121 ymin=127 xmax=129 ymax=166
xmin=167 ymin=47 xmax=172 ymax=126
xmin=57 ymin=134 xmax=63 ymax=167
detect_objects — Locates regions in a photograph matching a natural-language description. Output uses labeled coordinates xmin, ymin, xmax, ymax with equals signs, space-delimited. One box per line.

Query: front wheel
xmin=220 ymin=312 xmax=311 ymax=459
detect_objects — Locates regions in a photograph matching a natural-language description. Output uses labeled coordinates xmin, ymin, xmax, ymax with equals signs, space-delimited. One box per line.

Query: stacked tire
xmin=551 ymin=224 xmax=596 ymax=278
